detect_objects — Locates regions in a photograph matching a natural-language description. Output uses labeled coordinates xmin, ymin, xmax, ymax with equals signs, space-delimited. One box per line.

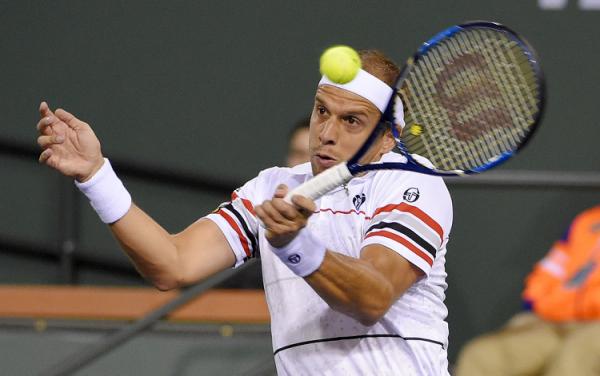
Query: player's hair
xmin=359 ymin=50 xmax=400 ymax=87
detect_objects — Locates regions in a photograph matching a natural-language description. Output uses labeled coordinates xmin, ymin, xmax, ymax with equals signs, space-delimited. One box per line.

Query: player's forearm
xmin=72 ymin=159 xmax=196 ymax=289
xmin=306 ymin=251 xmax=395 ymax=326
xmin=109 ymin=204 xmax=184 ymax=290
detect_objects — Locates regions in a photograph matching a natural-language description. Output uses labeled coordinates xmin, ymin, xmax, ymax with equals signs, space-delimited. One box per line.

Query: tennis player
xmin=36 ymin=50 xmax=453 ymax=375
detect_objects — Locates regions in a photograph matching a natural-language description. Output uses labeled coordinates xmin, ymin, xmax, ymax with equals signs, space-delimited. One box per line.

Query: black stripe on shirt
xmin=273 ymin=334 xmax=445 ymax=356
xmin=367 ymin=221 xmax=437 ymax=258
xmin=223 ymin=203 xmax=259 ymax=257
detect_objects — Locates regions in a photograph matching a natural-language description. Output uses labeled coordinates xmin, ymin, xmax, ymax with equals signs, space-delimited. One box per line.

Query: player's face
xmin=309 ymin=85 xmax=394 ymax=175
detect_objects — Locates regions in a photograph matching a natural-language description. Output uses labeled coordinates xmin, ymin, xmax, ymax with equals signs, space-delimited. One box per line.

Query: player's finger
xmin=264 ymin=221 xmax=288 ymax=235
xmin=37 ymin=134 xmax=65 ymax=148
xmin=271 ymin=198 xmax=300 ymax=221
xmin=291 ymin=194 xmax=316 ymax=218
xmin=254 ymin=204 xmax=271 ymax=225
xmin=55 ymin=108 xmax=88 ymax=130
xmin=39 ymin=148 xmax=53 ymax=164
xmin=259 ymin=200 xmax=291 ymax=225
xmin=36 ymin=115 xmax=56 ymax=133
xmin=273 ymin=184 xmax=288 ymax=199
xmin=254 ymin=205 xmax=285 ymax=232
xmin=39 ymin=101 xmax=55 ymax=118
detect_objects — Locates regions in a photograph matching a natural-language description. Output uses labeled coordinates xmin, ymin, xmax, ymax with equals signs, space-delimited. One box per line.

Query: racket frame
xmin=348 ymin=21 xmax=546 ymax=177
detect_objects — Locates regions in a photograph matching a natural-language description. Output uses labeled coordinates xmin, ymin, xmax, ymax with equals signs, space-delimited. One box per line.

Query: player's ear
xmin=380 ymin=128 xmax=396 ymax=153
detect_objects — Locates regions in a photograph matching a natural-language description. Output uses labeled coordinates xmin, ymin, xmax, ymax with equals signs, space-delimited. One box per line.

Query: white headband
xmin=318 ymin=69 xmax=405 ymax=128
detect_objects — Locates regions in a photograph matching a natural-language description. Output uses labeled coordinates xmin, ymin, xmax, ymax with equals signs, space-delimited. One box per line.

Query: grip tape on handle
xmin=284 ymin=163 xmax=353 ymax=202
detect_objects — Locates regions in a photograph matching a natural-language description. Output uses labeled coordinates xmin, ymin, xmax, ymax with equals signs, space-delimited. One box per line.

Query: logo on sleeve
xmin=352 ymin=193 xmax=366 ymax=210
xmin=403 ymin=187 xmax=420 ymax=203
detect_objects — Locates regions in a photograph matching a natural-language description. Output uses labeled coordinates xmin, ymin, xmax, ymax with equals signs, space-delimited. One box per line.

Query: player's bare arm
xmin=255 ymin=184 xmax=421 ymax=326
xmin=112 ymin=210 xmax=235 ymax=290
xmin=305 ymin=245 xmax=422 ymax=326
xmin=36 ymin=102 xmax=235 ymax=290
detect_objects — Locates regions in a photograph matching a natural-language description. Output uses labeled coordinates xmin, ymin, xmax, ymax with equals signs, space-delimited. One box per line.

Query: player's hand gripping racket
xmin=286 ymin=21 xmax=545 ymax=202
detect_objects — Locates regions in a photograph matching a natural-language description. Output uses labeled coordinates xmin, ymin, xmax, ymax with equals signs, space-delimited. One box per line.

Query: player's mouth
xmin=314 ymin=153 xmax=338 ymax=169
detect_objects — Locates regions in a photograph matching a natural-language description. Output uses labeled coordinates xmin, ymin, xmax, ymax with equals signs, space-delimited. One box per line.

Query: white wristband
xmin=270 ymin=229 xmax=326 ymax=277
xmin=74 ymin=158 xmax=132 ymax=224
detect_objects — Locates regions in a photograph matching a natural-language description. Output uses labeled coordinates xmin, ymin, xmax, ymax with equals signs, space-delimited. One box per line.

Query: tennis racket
xmin=286 ymin=21 xmax=545 ymax=202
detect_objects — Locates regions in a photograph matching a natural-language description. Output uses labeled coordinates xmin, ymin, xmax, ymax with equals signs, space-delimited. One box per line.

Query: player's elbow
xmin=151 ymin=277 xmax=181 ymax=291
xmin=150 ymin=270 xmax=188 ymax=291
xmin=354 ymin=289 xmax=395 ymax=326
xmin=147 ymin=253 xmax=192 ymax=291
xmin=355 ymin=304 xmax=390 ymax=326
xmin=356 ymin=313 xmax=382 ymax=327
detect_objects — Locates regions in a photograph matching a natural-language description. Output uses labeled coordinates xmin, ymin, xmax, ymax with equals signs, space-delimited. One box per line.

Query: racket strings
xmin=404 ymin=37 xmax=494 ymax=170
xmin=399 ymin=27 xmax=542 ymax=172
xmin=439 ymin=32 xmax=518 ymax=166
xmin=432 ymin=36 xmax=499 ymax=168
xmin=450 ymin=33 xmax=511 ymax=164
xmin=473 ymin=31 xmax=534 ymax=142
xmin=403 ymin=60 xmax=442 ymax=166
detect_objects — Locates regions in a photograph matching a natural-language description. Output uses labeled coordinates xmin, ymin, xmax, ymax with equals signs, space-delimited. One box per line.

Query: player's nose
xmin=318 ymin=118 xmax=338 ymax=145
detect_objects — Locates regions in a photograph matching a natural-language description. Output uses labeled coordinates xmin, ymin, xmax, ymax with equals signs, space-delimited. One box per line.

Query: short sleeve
xmin=204 ymin=178 xmax=261 ymax=268
xmin=361 ymin=171 xmax=453 ymax=275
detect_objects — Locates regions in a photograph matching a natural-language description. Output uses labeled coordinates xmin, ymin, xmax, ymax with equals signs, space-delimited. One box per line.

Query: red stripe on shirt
xmin=372 ymin=202 xmax=443 ymax=241
xmin=231 ymin=191 xmax=255 ymax=216
xmin=366 ymin=230 xmax=434 ymax=267
xmin=217 ymin=209 xmax=251 ymax=257
xmin=319 ymin=208 xmax=367 ymax=216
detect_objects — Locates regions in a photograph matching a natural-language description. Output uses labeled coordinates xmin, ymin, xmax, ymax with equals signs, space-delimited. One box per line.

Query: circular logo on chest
xmin=403 ymin=187 xmax=420 ymax=203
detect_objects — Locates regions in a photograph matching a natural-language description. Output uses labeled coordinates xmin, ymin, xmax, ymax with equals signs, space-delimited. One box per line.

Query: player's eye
xmin=316 ymin=105 xmax=327 ymax=115
xmin=344 ymin=116 xmax=360 ymax=126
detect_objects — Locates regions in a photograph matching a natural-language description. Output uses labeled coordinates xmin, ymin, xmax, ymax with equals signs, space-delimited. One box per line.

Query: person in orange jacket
xmin=455 ymin=206 xmax=600 ymax=376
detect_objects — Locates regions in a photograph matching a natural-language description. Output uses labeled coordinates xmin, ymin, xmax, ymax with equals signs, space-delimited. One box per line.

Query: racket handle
xmin=284 ymin=163 xmax=353 ymax=202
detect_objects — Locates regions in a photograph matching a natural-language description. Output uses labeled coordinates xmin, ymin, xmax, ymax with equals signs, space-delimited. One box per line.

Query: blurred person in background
xmin=285 ymin=116 xmax=310 ymax=168
xmin=455 ymin=205 xmax=600 ymax=376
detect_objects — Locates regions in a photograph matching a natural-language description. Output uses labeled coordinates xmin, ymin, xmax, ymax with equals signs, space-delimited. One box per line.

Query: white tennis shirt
xmin=205 ymin=152 xmax=453 ymax=375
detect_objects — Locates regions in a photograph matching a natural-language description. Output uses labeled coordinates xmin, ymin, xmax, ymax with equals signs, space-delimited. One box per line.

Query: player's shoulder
xmin=371 ymin=152 xmax=449 ymax=194
xmin=366 ymin=152 xmax=453 ymax=228
xmin=241 ymin=162 xmax=312 ymax=197
xmin=255 ymin=162 xmax=312 ymax=181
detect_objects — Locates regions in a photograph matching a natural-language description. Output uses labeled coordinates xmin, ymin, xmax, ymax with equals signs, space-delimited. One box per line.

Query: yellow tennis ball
xmin=319 ymin=45 xmax=361 ymax=84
